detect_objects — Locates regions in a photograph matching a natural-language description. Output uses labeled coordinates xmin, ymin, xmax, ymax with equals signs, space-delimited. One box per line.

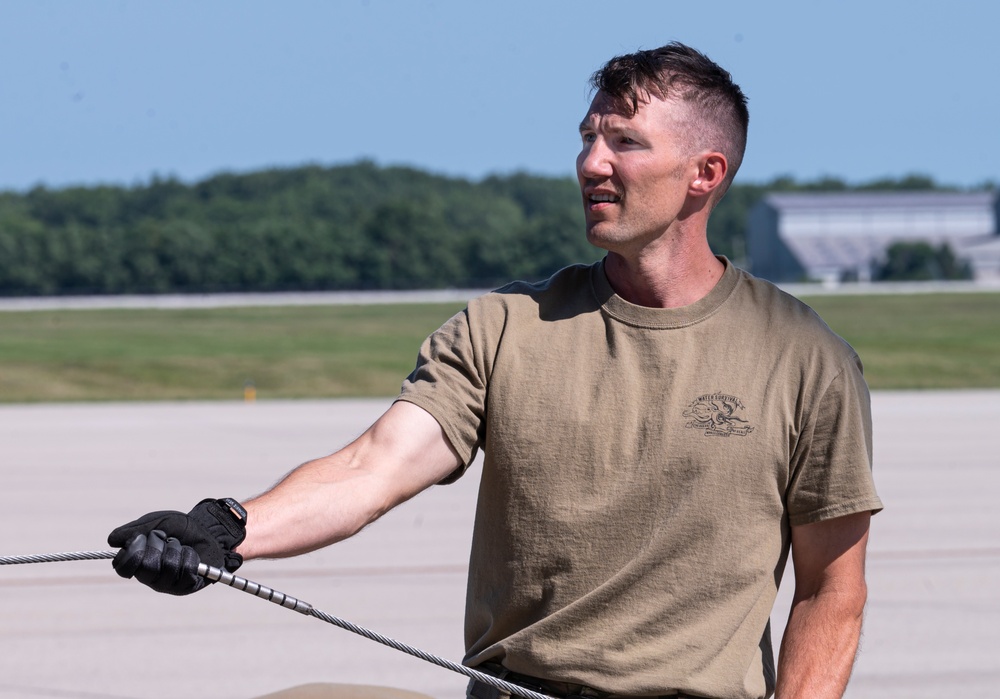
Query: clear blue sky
xmin=2 ymin=0 xmax=997 ymax=192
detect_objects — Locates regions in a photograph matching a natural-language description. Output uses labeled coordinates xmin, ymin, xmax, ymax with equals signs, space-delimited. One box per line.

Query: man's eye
xmin=581 ymin=133 xmax=596 ymax=144
xmin=620 ymin=136 xmax=637 ymax=145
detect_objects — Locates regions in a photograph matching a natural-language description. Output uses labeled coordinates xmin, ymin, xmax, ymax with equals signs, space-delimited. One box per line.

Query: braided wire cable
xmin=0 ymin=550 xmax=116 ymax=565
xmin=1 ymin=550 xmax=556 ymax=699
xmin=304 ymin=607 xmax=555 ymax=699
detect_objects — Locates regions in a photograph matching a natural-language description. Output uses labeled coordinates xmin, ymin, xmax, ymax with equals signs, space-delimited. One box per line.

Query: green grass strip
xmin=0 ymin=304 xmax=465 ymax=402
xmin=802 ymin=292 xmax=1000 ymax=390
xmin=0 ymin=292 xmax=997 ymax=402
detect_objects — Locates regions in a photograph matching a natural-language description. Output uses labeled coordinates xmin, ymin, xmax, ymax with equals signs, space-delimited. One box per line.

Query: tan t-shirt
xmin=398 ymin=258 xmax=882 ymax=699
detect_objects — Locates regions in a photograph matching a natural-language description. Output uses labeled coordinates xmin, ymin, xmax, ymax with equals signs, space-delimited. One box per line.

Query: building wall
xmin=747 ymin=201 xmax=804 ymax=281
xmin=746 ymin=192 xmax=1000 ymax=283
xmin=779 ymin=206 xmax=992 ymax=239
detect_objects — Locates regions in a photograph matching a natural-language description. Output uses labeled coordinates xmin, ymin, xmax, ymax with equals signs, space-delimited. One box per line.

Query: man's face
xmin=576 ymin=91 xmax=698 ymax=253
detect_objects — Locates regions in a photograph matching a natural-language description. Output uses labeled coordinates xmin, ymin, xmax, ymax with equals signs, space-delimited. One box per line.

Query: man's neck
xmin=603 ymin=243 xmax=725 ymax=309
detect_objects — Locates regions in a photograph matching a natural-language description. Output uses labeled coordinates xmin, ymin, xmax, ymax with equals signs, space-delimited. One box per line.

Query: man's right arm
xmin=238 ymin=400 xmax=463 ymax=560
xmin=108 ymin=400 xmax=463 ymax=592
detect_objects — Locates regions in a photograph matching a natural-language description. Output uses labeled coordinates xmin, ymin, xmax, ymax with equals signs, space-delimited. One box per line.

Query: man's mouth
xmin=589 ymin=193 xmax=621 ymax=203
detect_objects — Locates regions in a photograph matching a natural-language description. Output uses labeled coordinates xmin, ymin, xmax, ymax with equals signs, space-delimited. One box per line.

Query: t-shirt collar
xmin=591 ymin=256 xmax=741 ymax=329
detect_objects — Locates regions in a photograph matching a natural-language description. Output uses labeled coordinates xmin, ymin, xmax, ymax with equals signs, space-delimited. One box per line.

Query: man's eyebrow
xmin=579 ymin=116 xmax=613 ymax=133
xmin=580 ymin=119 xmax=635 ymax=138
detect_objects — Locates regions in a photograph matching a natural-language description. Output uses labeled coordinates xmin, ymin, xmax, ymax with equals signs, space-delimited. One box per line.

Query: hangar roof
xmin=760 ymin=191 xmax=998 ymax=240
xmin=764 ymin=191 xmax=997 ymax=212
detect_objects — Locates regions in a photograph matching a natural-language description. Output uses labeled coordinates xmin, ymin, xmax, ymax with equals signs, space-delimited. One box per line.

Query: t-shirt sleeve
xmin=786 ymin=353 xmax=884 ymax=526
xmin=395 ymin=308 xmax=488 ymax=483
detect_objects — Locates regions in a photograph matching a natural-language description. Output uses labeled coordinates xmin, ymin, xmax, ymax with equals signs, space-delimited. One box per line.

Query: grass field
xmin=0 ymin=292 xmax=997 ymax=402
xmin=804 ymin=292 xmax=1000 ymax=389
xmin=0 ymin=304 xmax=467 ymax=402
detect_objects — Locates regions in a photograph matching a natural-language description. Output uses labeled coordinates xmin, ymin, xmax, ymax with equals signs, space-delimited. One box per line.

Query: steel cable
xmin=1 ymin=550 xmax=556 ymax=699
xmin=0 ymin=550 xmax=116 ymax=565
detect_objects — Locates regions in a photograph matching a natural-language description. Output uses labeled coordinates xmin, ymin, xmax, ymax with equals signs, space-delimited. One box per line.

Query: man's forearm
xmin=775 ymin=586 xmax=866 ymax=699
xmin=235 ymin=400 xmax=462 ymax=561
xmin=238 ymin=448 xmax=393 ymax=560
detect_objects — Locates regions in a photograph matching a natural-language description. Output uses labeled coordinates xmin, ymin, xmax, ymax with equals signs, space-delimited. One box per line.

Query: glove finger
xmin=147 ymin=534 xmax=183 ymax=591
xmin=139 ymin=535 xmax=204 ymax=595
xmin=108 ymin=522 xmax=145 ymax=548
xmin=133 ymin=529 xmax=168 ymax=588
xmin=178 ymin=544 xmax=206 ymax=594
xmin=108 ymin=511 xmax=188 ymax=547
xmin=223 ymin=550 xmax=244 ymax=572
xmin=111 ymin=533 xmax=148 ymax=579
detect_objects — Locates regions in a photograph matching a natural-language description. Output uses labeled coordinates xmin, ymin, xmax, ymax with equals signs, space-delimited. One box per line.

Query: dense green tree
xmin=0 ymin=165 xmax=986 ymax=296
xmin=875 ymin=241 xmax=973 ymax=281
xmin=0 ymin=215 xmax=52 ymax=293
xmin=708 ymin=183 xmax=766 ymax=261
xmin=358 ymin=199 xmax=461 ymax=289
xmin=859 ymin=174 xmax=942 ymax=191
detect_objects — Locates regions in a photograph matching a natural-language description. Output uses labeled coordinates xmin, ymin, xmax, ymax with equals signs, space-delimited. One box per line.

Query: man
xmin=110 ymin=42 xmax=882 ymax=699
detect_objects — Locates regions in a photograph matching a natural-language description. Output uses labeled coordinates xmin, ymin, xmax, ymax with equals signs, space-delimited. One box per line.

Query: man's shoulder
xmin=491 ymin=262 xmax=597 ymax=297
xmin=733 ymin=268 xmax=858 ymax=360
xmin=471 ymin=262 xmax=601 ymax=319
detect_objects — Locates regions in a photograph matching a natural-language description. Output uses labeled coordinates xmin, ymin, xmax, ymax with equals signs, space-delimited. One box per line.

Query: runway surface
xmin=1 ymin=278 xmax=998 ymax=313
xmin=1 ymin=392 xmax=998 ymax=698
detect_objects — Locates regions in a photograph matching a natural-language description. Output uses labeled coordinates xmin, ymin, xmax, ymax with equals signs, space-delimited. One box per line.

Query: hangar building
xmin=746 ymin=191 xmax=1000 ymax=283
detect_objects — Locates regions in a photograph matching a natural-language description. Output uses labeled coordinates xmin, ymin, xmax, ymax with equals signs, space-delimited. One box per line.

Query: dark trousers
xmin=466 ymin=666 xmax=706 ymax=699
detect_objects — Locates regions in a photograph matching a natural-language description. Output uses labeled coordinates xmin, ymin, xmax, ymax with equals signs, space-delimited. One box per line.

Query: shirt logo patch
xmin=683 ymin=393 xmax=755 ymax=437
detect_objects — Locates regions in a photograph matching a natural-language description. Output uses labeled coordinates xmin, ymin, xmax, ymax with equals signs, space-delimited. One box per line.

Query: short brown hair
xmin=591 ymin=42 xmax=749 ymax=196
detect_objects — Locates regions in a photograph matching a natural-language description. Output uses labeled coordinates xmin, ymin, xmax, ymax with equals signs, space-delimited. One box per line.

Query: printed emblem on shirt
xmin=683 ymin=393 xmax=755 ymax=437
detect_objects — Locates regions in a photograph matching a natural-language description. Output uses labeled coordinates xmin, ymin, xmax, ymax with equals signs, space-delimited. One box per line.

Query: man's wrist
xmin=219 ymin=497 xmax=248 ymax=523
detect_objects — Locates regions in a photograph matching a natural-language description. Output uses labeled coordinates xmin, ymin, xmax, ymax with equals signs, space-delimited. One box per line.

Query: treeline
xmin=0 ymin=163 xmax=598 ymax=295
xmin=0 ymin=163 xmax=977 ymax=296
xmin=875 ymin=241 xmax=973 ymax=281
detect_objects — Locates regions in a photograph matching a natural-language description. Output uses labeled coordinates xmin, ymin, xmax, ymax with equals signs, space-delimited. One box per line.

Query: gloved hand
xmin=108 ymin=498 xmax=247 ymax=595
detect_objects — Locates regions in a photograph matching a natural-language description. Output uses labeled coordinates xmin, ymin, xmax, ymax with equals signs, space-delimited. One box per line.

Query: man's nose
xmin=578 ymin=139 xmax=613 ymax=179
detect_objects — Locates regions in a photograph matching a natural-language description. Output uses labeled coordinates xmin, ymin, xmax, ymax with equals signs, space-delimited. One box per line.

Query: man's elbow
xmin=839 ymin=580 xmax=868 ymax=625
xmin=793 ymin=575 xmax=868 ymax=622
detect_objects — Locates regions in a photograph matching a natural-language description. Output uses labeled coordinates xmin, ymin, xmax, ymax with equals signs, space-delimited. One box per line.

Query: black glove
xmin=108 ymin=498 xmax=247 ymax=595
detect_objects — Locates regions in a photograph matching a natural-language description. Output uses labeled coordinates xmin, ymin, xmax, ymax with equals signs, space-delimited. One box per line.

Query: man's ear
xmin=689 ymin=152 xmax=728 ymax=197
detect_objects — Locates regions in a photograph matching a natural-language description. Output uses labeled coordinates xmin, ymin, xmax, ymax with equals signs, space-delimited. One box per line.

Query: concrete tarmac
xmin=1 ymin=392 xmax=998 ymax=698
